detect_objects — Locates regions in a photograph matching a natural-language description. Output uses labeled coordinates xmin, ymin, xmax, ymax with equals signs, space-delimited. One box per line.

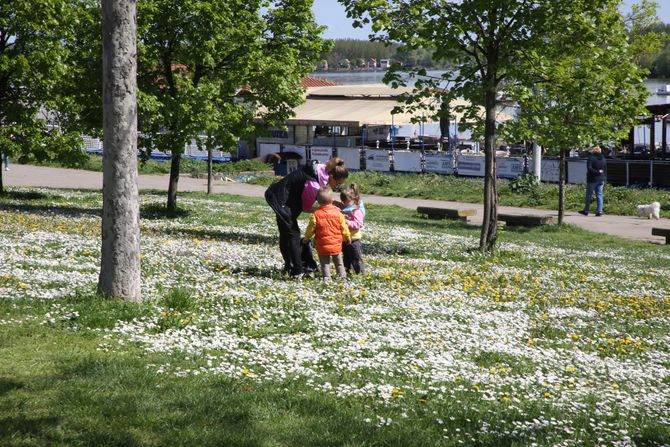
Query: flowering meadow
xmin=1 ymin=187 xmax=669 ymax=446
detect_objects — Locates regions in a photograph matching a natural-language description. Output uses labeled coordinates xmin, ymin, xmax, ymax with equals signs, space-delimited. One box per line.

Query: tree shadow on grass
xmin=0 ymin=375 xmax=61 ymax=444
xmin=140 ymin=204 xmax=191 ymax=220
xmin=2 ymin=190 xmax=50 ymax=201
xmin=38 ymin=355 xmax=446 ymax=447
xmin=224 ymin=264 xmax=321 ymax=282
xmin=0 ymin=416 xmax=62 ymax=441
xmin=228 ymin=264 xmax=283 ymax=279
xmin=0 ymin=203 xmax=101 ymax=218
xmin=411 ymin=217 xmax=479 ymax=234
xmin=0 ymin=377 xmax=23 ymax=395
xmin=149 ymin=226 xmax=278 ymax=247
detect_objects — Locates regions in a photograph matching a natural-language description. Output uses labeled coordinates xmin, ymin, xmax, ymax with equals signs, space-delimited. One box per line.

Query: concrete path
xmin=3 ymin=164 xmax=669 ymax=244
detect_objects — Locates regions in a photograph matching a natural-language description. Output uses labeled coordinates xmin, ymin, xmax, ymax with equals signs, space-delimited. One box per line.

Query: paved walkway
xmin=3 ymin=164 xmax=669 ymax=244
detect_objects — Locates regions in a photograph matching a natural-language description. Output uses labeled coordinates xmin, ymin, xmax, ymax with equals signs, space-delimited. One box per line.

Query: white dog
xmin=636 ymin=201 xmax=661 ymax=220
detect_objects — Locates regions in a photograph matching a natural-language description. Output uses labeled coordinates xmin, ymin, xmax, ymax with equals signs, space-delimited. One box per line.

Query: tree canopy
xmin=505 ymin=3 xmax=649 ymax=151
xmin=61 ymin=0 xmax=328 ymax=210
xmin=0 ymin=0 xmax=86 ymax=192
xmin=623 ymin=0 xmax=669 ymax=76
xmin=502 ymin=1 xmax=649 ymax=224
xmin=339 ymin=0 xmax=644 ymax=250
xmin=135 ymin=0 xmax=329 ymax=211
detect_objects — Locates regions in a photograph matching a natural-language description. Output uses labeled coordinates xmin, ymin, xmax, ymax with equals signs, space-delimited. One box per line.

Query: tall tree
xmin=625 ymin=0 xmax=665 ymax=69
xmin=98 ymin=0 xmax=141 ymax=300
xmin=503 ymin=2 xmax=650 ymax=224
xmin=339 ymin=0 xmax=614 ymax=251
xmin=60 ymin=0 xmax=105 ymax=139
xmin=137 ymin=0 xmax=328 ymax=211
xmin=0 ymin=0 xmax=85 ymax=194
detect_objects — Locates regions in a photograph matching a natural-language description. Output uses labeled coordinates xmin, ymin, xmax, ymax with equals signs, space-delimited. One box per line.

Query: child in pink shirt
xmin=339 ymin=184 xmax=366 ymax=275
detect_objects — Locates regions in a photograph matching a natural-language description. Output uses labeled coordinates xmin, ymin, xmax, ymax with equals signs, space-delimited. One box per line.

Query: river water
xmin=312 ymin=71 xmax=670 ymax=143
xmin=314 ymin=70 xmax=668 ymax=100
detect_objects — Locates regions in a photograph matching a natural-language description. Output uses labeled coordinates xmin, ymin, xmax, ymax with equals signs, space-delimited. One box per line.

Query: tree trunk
xmin=439 ymin=101 xmax=450 ymax=149
xmin=207 ymin=145 xmax=213 ymax=194
xmin=98 ymin=0 xmax=141 ymax=301
xmin=480 ymin=87 xmax=498 ymax=252
xmin=167 ymin=152 xmax=180 ymax=211
xmin=0 ymin=162 xmax=4 ymax=195
xmin=558 ymin=148 xmax=566 ymax=224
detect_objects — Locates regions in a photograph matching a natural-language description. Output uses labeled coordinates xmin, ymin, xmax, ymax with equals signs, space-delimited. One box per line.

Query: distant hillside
xmin=319 ymin=38 xmax=447 ymax=70
xmin=647 ymin=23 xmax=670 ymax=78
xmin=323 ymin=24 xmax=670 ymax=77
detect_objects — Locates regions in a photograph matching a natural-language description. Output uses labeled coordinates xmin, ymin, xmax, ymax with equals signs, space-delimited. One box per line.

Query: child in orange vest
xmin=303 ymin=186 xmax=351 ymax=280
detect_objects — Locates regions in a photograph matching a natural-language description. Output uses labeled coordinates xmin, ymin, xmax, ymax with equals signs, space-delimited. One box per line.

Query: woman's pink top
xmin=301 ymin=164 xmax=330 ymax=212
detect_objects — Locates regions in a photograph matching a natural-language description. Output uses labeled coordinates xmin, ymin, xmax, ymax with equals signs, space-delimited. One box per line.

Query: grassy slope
xmin=1 ymin=189 xmax=669 ymax=446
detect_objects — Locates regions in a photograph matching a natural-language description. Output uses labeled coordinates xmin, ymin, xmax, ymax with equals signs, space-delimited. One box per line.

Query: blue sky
xmin=312 ymin=0 xmax=670 ymax=40
xmin=311 ymin=0 xmax=371 ymax=40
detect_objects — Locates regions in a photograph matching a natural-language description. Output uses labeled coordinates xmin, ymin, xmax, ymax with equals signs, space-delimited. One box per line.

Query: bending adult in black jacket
xmin=265 ymin=157 xmax=348 ymax=277
xmin=579 ymin=146 xmax=607 ymax=216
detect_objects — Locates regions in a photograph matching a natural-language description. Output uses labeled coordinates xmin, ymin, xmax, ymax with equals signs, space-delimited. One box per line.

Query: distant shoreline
xmin=311 ymin=71 xmax=670 ymax=95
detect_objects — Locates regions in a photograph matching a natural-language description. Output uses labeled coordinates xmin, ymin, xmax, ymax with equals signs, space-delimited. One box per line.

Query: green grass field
xmin=250 ymin=171 xmax=670 ymax=218
xmin=29 ymin=154 xmax=272 ymax=177
xmin=1 ymin=187 xmax=669 ymax=446
xmin=27 ymin=153 xmax=670 ymax=217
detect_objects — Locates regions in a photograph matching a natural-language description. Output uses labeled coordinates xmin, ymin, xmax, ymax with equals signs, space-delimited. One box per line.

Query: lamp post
xmin=391 ymin=115 xmax=395 ymax=151
xmin=662 ymin=114 xmax=669 ymax=159
xmin=361 ymin=124 xmax=367 ymax=171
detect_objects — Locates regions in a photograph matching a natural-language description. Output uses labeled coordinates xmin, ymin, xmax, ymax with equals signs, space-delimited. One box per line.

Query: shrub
xmin=509 ymin=171 xmax=539 ymax=194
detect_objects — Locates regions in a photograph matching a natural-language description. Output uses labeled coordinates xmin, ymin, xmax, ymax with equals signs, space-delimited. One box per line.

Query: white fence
xmin=256 ymin=144 xmax=591 ymax=183
xmin=424 ymin=152 xmax=454 ymax=174
xmin=84 ymin=135 xmax=232 ymax=161
xmin=392 ymin=150 xmax=422 ymax=172
xmin=366 ymin=149 xmax=391 ymax=172
xmin=337 ymin=147 xmax=361 ymax=170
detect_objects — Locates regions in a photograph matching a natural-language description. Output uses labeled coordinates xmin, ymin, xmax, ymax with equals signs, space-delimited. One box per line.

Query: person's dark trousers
xmin=301 ymin=241 xmax=318 ymax=273
xmin=343 ymin=240 xmax=365 ymax=274
xmin=276 ymin=215 xmax=303 ymax=276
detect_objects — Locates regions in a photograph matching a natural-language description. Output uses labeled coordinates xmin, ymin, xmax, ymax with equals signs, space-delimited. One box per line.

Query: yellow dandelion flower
xmin=391 ymin=388 xmax=404 ymax=398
